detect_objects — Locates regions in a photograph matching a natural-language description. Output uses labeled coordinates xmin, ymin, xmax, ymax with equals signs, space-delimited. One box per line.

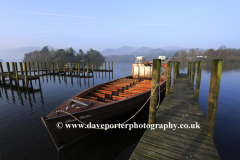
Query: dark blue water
xmin=0 ymin=62 xmax=240 ymax=160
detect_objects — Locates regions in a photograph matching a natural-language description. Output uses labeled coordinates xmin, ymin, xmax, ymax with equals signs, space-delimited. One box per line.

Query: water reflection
xmin=179 ymin=61 xmax=240 ymax=73
xmin=0 ymin=79 xmax=43 ymax=107
xmin=0 ymin=70 xmax=113 ymax=108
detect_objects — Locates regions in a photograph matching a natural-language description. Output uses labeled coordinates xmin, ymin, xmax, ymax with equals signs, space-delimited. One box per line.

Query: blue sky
xmin=0 ymin=0 xmax=239 ymax=52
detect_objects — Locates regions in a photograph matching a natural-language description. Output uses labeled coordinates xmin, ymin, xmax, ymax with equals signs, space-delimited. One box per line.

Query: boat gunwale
xmin=44 ymin=78 xmax=166 ymax=121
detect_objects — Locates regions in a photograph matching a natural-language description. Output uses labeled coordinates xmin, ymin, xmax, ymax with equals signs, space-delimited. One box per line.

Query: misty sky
xmin=0 ymin=0 xmax=239 ymax=52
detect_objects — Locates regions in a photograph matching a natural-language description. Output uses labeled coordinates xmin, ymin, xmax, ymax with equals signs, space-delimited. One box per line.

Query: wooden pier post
xmin=91 ymin=62 xmax=93 ymax=72
xmin=189 ymin=62 xmax=192 ymax=80
xmin=149 ymin=59 xmax=161 ymax=124
xmin=15 ymin=63 xmax=19 ymax=85
xmin=177 ymin=62 xmax=180 ymax=75
xmin=40 ymin=62 xmax=43 ymax=75
xmin=87 ymin=62 xmax=89 ymax=76
xmin=12 ymin=62 xmax=15 ymax=73
xmin=95 ymin=62 xmax=97 ymax=71
xmin=44 ymin=62 xmax=47 ymax=73
xmin=205 ymin=59 xmax=223 ymax=137
xmin=195 ymin=61 xmax=203 ymax=100
xmin=63 ymin=62 xmax=66 ymax=74
xmin=48 ymin=62 xmax=51 ymax=73
xmin=188 ymin=62 xmax=190 ymax=79
xmin=83 ymin=62 xmax=85 ymax=75
xmin=172 ymin=62 xmax=177 ymax=85
xmin=105 ymin=62 xmax=106 ymax=71
xmin=23 ymin=62 xmax=28 ymax=86
xmin=112 ymin=62 xmax=113 ymax=71
xmin=6 ymin=62 xmax=11 ymax=82
xmin=52 ymin=62 xmax=54 ymax=74
xmin=166 ymin=61 xmax=172 ymax=95
xmin=32 ymin=62 xmax=35 ymax=75
xmin=108 ymin=62 xmax=110 ymax=71
xmin=78 ymin=62 xmax=80 ymax=76
xmin=0 ymin=62 xmax=5 ymax=84
xmin=28 ymin=62 xmax=31 ymax=76
xmin=57 ymin=62 xmax=60 ymax=73
xmin=36 ymin=62 xmax=39 ymax=76
xmin=19 ymin=62 xmax=23 ymax=76
xmin=191 ymin=62 xmax=196 ymax=86
xmin=69 ymin=62 xmax=72 ymax=75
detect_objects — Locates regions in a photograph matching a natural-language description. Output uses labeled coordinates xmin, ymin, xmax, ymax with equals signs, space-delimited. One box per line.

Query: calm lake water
xmin=0 ymin=61 xmax=240 ymax=160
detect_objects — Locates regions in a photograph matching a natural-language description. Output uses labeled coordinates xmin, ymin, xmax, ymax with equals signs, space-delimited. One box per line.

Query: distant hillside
xmin=161 ymin=45 xmax=185 ymax=50
xmin=101 ymin=45 xmax=137 ymax=55
xmin=135 ymin=47 xmax=153 ymax=53
xmin=0 ymin=46 xmax=41 ymax=62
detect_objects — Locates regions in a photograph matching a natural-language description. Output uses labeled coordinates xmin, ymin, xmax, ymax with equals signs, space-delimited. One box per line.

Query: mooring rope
xmin=58 ymin=82 xmax=160 ymax=130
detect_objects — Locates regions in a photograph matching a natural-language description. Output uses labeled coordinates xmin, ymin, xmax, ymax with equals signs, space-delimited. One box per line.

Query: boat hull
xmin=41 ymin=80 xmax=166 ymax=151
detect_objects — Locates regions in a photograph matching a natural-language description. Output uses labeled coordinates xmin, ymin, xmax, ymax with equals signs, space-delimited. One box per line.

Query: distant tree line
xmin=23 ymin=46 xmax=105 ymax=62
xmin=171 ymin=46 xmax=240 ymax=61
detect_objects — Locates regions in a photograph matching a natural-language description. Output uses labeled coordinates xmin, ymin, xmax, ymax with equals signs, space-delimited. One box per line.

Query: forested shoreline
xmin=171 ymin=46 xmax=240 ymax=62
xmin=23 ymin=46 xmax=105 ymax=62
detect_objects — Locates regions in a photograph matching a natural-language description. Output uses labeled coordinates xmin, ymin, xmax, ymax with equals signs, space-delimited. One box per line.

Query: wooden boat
xmin=41 ymin=61 xmax=168 ymax=151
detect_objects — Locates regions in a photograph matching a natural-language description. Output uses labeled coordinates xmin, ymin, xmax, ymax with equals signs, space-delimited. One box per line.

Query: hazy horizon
xmin=1 ymin=1 xmax=240 ymax=51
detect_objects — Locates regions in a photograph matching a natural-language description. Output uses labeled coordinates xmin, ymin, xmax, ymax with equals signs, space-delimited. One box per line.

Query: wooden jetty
xmin=0 ymin=61 xmax=113 ymax=85
xmin=130 ymin=72 xmax=220 ymax=160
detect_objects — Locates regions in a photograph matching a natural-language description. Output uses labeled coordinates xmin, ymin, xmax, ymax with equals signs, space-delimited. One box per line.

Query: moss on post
xmin=191 ymin=62 xmax=196 ymax=86
xmin=195 ymin=61 xmax=203 ymax=100
xmin=166 ymin=61 xmax=172 ymax=95
xmin=28 ymin=62 xmax=31 ymax=76
xmin=172 ymin=62 xmax=177 ymax=85
xmin=149 ymin=59 xmax=161 ymax=124
xmin=205 ymin=59 xmax=223 ymax=137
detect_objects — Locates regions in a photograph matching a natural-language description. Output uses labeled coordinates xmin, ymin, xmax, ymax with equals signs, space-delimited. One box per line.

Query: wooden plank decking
xmin=130 ymin=73 xmax=220 ymax=160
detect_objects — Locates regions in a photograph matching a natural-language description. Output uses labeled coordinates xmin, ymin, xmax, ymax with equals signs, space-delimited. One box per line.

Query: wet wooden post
xmin=149 ymin=59 xmax=161 ymax=124
xmin=105 ymin=62 xmax=106 ymax=71
xmin=87 ymin=62 xmax=89 ymax=76
xmin=52 ymin=62 xmax=54 ymax=74
xmin=32 ymin=62 xmax=35 ymax=75
xmin=172 ymin=62 xmax=177 ymax=85
xmin=189 ymin=62 xmax=192 ymax=80
xmin=6 ymin=62 xmax=11 ymax=81
xmin=0 ymin=62 xmax=5 ymax=84
xmin=166 ymin=61 xmax=172 ymax=95
xmin=177 ymin=62 xmax=180 ymax=75
xmin=191 ymin=62 xmax=196 ymax=86
xmin=69 ymin=62 xmax=72 ymax=75
xmin=23 ymin=62 xmax=28 ymax=86
xmin=63 ymin=62 xmax=66 ymax=74
xmin=195 ymin=61 xmax=203 ymax=100
xmin=108 ymin=62 xmax=110 ymax=71
xmin=40 ymin=62 xmax=43 ymax=75
xmin=188 ymin=62 xmax=190 ymax=79
xmin=28 ymin=62 xmax=31 ymax=76
xmin=19 ymin=62 xmax=23 ymax=77
xmin=15 ymin=63 xmax=19 ymax=85
xmin=12 ymin=62 xmax=15 ymax=73
xmin=36 ymin=62 xmax=39 ymax=76
xmin=44 ymin=62 xmax=47 ymax=73
xmin=57 ymin=62 xmax=60 ymax=73
xmin=205 ymin=59 xmax=223 ymax=137
xmin=83 ymin=62 xmax=85 ymax=75
xmin=48 ymin=62 xmax=51 ymax=73
xmin=112 ymin=62 xmax=113 ymax=71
